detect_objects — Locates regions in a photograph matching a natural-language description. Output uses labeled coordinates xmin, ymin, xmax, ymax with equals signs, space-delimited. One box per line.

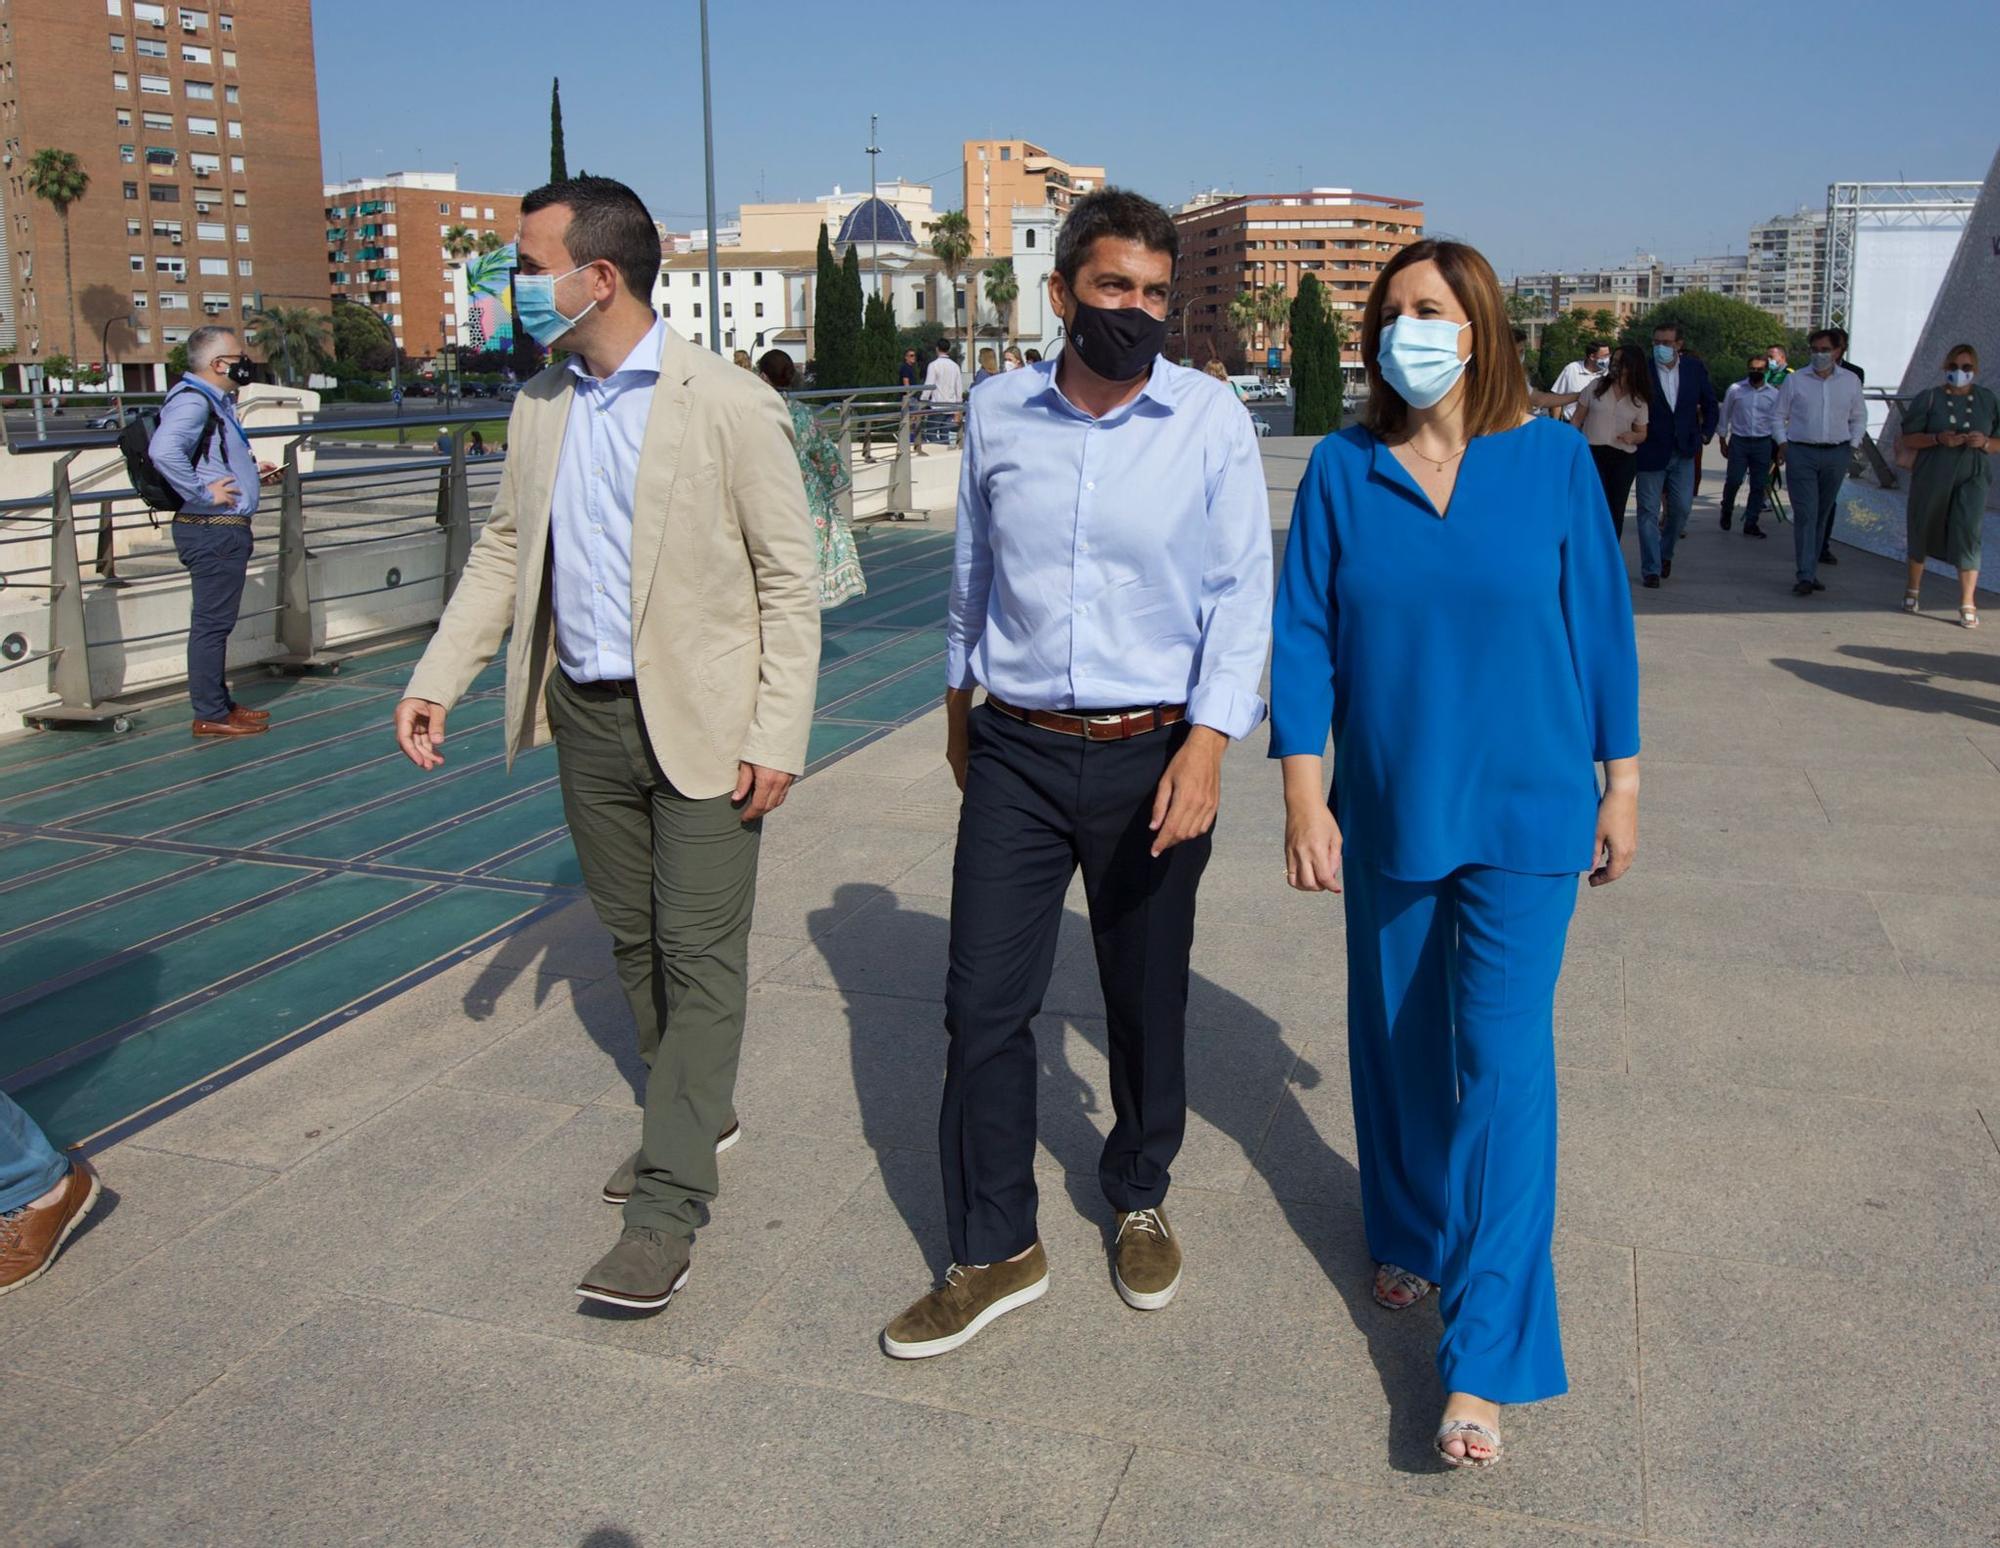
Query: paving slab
xmin=749 ymin=823 xmax=954 ymax=940
xmin=23 ymin=1296 xmax=1134 ymax=1548
xmin=1638 ymin=1249 xmax=2000 ymax=1548
xmin=1563 ymin=872 xmax=1901 ymax=976
xmin=1868 ymin=888 xmax=2000 ymax=981
xmin=437 ymin=972 xmax=644 ymax=1107
xmin=0 ymin=1376 xmax=152 ymax=1520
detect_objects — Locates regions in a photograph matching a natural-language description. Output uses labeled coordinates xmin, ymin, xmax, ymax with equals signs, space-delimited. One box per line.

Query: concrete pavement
xmin=7 ymin=441 xmax=1998 ymax=1547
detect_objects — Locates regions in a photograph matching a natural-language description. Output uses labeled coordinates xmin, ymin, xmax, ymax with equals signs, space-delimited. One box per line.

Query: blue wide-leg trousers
xmin=1343 ymin=861 xmax=1577 ymax=1404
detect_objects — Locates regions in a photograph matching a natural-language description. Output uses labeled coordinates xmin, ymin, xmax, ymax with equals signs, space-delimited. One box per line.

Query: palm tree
xmin=1256 ymin=283 xmax=1292 ymax=365
xmin=442 ymin=225 xmax=477 ymax=263
xmin=1227 ymin=290 xmax=1261 ymax=362
xmin=247 ymin=304 xmax=331 ymax=386
xmin=26 ymin=148 xmax=89 ymax=362
xmin=476 ymin=230 xmax=505 ymax=255
xmin=982 ymin=258 xmax=1019 ymax=363
xmin=929 ymin=210 xmax=973 ymax=368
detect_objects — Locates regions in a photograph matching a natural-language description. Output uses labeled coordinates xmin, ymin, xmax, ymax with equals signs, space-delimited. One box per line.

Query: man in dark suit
xmin=1632 ymin=320 xmax=1719 ymax=587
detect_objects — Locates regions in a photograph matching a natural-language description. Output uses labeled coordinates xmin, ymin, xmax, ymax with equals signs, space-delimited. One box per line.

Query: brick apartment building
xmin=324 ymin=171 xmax=522 ymax=366
xmin=962 ymin=138 xmax=1104 ymax=260
xmin=1170 ymin=188 xmax=1424 ymax=376
xmin=0 ymin=0 xmax=328 ymax=389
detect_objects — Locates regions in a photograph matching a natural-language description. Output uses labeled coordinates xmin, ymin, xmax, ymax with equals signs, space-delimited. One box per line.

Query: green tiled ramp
xmin=0 ymin=520 xmax=956 ymax=1148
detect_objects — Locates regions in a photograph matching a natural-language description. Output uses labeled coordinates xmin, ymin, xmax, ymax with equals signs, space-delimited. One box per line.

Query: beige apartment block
xmin=962 ymin=139 xmax=1104 ymax=259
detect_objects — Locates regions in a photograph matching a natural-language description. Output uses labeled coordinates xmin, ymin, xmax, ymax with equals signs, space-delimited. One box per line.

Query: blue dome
xmin=836 ymin=196 xmax=914 ymax=246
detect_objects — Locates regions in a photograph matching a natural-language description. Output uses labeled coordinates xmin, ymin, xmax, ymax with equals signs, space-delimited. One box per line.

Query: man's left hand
xmin=1149 ymin=725 xmax=1227 ymax=858
xmin=732 ymin=761 xmax=794 ymax=823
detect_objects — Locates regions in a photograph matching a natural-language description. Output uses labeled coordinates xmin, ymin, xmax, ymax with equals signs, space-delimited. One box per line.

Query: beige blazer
xmin=404 ymin=327 xmax=821 ymax=799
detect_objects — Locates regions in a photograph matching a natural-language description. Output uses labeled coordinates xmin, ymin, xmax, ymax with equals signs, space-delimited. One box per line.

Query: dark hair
xmin=519 ymin=175 xmax=661 ymax=304
xmin=1828 ymin=326 xmax=1849 ymax=349
xmin=757 ymin=349 xmax=795 ymax=390
xmin=1511 ymin=326 xmax=1528 ymax=345
xmin=1746 ymin=351 xmax=1767 ymax=367
xmin=1054 ymin=186 xmax=1178 ymax=287
xmin=1808 ymin=328 xmax=1837 ymax=349
xmin=1652 ymin=319 xmax=1683 ymax=342
xmin=1944 ymin=341 xmax=1979 ymax=370
xmin=1024 ymin=348 xmax=1042 ymax=363
xmin=903 ymin=347 xmax=916 ymax=357
xmin=1595 ymin=343 xmax=1651 ymax=407
xmin=1586 ymin=339 xmax=1611 ymax=358
xmin=1360 ymin=239 xmax=1527 ymax=440
xmin=935 ymin=337 xmax=951 ymax=354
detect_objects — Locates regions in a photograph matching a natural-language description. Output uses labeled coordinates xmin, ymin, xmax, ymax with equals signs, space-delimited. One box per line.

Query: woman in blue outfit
xmin=1270 ymin=240 xmax=1641 ymax=1470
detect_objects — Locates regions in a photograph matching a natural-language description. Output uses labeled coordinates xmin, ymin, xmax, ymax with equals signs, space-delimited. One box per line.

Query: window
xmin=235 ymin=224 xmax=248 ymax=241
xmin=190 ymin=152 xmax=219 ymax=176
xmin=108 ymin=0 xmax=124 ymax=12
xmin=155 ymin=255 xmax=185 ymax=274
xmin=149 ymin=184 xmax=179 ymax=202
xmin=196 ymin=221 xmax=223 ymax=240
xmin=188 ymin=116 xmax=217 ymax=136
xmin=723 ymin=302 xmax=732 ymax=317
xmin=123 ymin=181 xmax=139 ymax=199
xmin=160 ymin=292 xmax=188 ymax=309
xmin=198 ymin=257 xmax=226 ymax=275
xmin=224 ymin=85 xmax=237 ymax=104
xmin=185 ymin=81 xmax=214 ymax=101
xmin=693 ymin=303 xmax=701 ymax=318
xmin=143 ymin=111 xmax=171 ymax=129
xmin=228 ymin=155 xmax=242 ymax=173
xmin=753 ymin=270 xmax=763 ymax=284
xmin=218 ymin=12 xmax=232 ymax=29
xmin=236 ymin=258 xmax=251 ymax=275
xmin=201 ymin=291 xmax=229 ymax=309
xmin=113 ymin=71 xmax=130 ymax=90
xmin=145 ymin=146 xmax=176 ymax=166
xmin=753 ymin=301 xmax=764 ymax=318
xmin=152 ymin=219 xmax=181 ymax=238
xmin=140 ymin=74 xmax=170 ymax=94
xmin=662 ymin=304 xmax=671 ymax=318
xmin=131 ymin=290 xmax=148 ymax=307
xmin=119 ymin=144 xmax=135 ymax=163
xmin=129 ymin=253 xmax=145 ymax=270
xmin=136 ymin=36 xmax=166 ymax=56
xmin=1000 ymin=146 xmax=1011 ymax=161
xmin=179 ymin=8 xmax=207 ymax=28
xmin=126 ymin=219 xmax=142 ymax=237
xmin=722 ymin=272 xmax=731 ymax=286
xmin=225 ymin=120 xmax=240 ymax=140
xmin=459 ymin=205 xmax=475 ymax=217
xmin=134 ymin=0 xmax=166 ymax=20
xmin=220 ymin=48 xmax=235 ymax=66
xmin=232 ymin=190 xmax=245 ymax=206
xmin=1025 ymin=229 xmax=1036 ymax=249
xmin=110 ymin=35 xmax=127 ymax=52
xmin=181 ymin=43 xmax=209 ymax=62
xmin=437 ymin=202 xmax=448 ymax=214
xmin=482 ymin=207 xmax=493 ymax=220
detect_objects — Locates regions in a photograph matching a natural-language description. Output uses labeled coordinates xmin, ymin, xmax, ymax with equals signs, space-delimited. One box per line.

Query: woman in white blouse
xmin=1570 ymin=344 xmax=1651 ymax=538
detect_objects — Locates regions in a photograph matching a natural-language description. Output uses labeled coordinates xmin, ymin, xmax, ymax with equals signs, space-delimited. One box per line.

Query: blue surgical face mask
xmin=1377 ymin=317 xmax=1471 ymax=409
xmin=1653 ymin=343 xmax=1677 ymax=367
xmin=1811 ymin=350 xmax=1837 ymax=373
xmin=514 ymin=263 xmax=597 ymax=347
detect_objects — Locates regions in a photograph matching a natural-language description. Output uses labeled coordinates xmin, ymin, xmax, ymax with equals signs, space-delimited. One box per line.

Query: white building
xmin=1748 ymin=207 xmax=1826 ymax=330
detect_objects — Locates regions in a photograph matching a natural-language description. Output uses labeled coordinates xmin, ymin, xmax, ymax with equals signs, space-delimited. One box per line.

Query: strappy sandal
xmin=1961 ymin=606 xmax=1980 ymax=630
xmin=1435 ymin=1417 xmax=1503 ymax=1470
xmin=1372 ymin=1262 xmax=1433 ymax=1311
xmin=1902 ymin=590 xmax=1921 ymax=613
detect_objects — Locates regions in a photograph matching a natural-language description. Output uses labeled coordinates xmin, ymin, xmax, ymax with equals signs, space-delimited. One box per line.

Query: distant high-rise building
xmin=962 ymin=139 xmax=1105 ymax=259
xmin=1170 ymin=188 xmax=1424 ymax=374
xmin=1748 ymin=207 xmax=1826 ymax=330
xmin=0 ymin=0 xmax=328 ymax=389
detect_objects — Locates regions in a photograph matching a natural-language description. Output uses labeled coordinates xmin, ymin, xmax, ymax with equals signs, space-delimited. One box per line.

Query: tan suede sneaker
xmin=881 ymin=1240 xmax=1049 ymax=1359
xmin=1113 ymin=1207 xmax=1182 ymax=1310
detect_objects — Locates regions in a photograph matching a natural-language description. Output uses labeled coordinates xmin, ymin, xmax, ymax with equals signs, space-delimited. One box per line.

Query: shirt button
xmin=1085 ymin=481 xmax=1095 ymax=490
xmin=593 ymin=583 xmax=604 ymax=594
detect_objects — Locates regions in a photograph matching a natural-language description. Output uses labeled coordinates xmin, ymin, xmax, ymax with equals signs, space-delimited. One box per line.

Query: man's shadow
xmin=807 ymin=880 xmax=1441 ymax=1473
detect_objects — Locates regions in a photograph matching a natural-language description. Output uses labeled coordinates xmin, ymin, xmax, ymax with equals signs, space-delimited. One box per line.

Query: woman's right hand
xmin=1284 ymin=800 xmax=1343 ymax=893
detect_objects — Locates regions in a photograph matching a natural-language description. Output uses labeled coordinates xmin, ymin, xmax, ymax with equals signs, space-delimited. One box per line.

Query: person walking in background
xmin=1272 ymin=238 xmax=1640 ymax=1471
xmin=393 ymin=177 xmax=821 ymax=1315
xmin=1204 ymin=358 xmax=1247 ymax=401
xmin=919 ymin=337 xmax=963 ymax=454
xmin=1569 ymin=343 xmax=1650 ymax=539
xmin=1003 ymin=345 xmax=1025 ymax=371
xmin=1896 ymin=343 xmax=1995 ymax=628
xmin=1513 ymin=327 xmax=1583 ymax=415
xmin=1550 ymin=340 xmax=1610 ymax=400
xmin=883 ymin=188 xmax=1272 ymax=1360
xmin=150 ymin=324 xmax=281 ymax=738
xmin=1632 ymin=320 xmax=1718 ymax=588
xmin=1024 ymin=348 xmax=1043 ymax=365
xmin=1716 ymin=352 xmax=1781 ymax=538
xmin=1818 ymin=327 xmax=1867 ymax=570
xmin=973 ymin=347 xmax=998 ymax=387
xmin=758 ymin=350 xmax=866 ymax=609
xmin=898 ymin=347 xmax=925 ymax=455
xmin=732 ymin=348 xmax=754 ymax=371
xmin=0 ymin=1093 xmax=100 ymax=1297
xmin=1763 ymin=343 xmax=1792 ymax=391
xmin=1775 ymin=328 xmax=1867 ymax=599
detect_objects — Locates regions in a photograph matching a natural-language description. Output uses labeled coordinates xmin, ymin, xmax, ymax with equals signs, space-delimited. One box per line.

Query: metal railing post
xmin=887 ymin=392 xmax=914 ymax=518
xmin=47 ymin=452 xmax=94 ymax=711
xmin=834 ymin=395 xmax=855 ymax=530
xmin=443 ymin=428 xmax=472 ymax=602
xmin=276 ymin=438 xmax=312 ymax=660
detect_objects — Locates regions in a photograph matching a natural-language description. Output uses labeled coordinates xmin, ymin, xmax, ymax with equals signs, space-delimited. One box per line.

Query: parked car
xmin=1250 ymin=414 xmax=1273 ymax=438
xmin=87 ymin=405 xmax=145 ymax=430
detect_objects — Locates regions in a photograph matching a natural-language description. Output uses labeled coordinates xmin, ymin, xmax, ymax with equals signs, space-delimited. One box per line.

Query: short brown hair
xmin=1360 ymin=239 xmax=1527 ymax=440
xmin=1944 ymin=342 xmax=1979 ymax=370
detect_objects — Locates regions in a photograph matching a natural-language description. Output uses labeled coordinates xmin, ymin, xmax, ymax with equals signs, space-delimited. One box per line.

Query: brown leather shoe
xmin=193 ymin=715 xmax=267 ymax=737
xmin=228 ymin=704 xmax=270 ymax=723
xmin=0 ymin=1155 xmax=102 ymax=1297
xmin=882 ymin=1240 xmax=1049 ymax=1359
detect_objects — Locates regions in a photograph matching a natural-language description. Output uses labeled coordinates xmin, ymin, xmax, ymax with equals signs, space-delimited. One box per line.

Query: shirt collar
xmin=184 ymin=373 xmax=236 ymax=408
xmin=1032 ymin=355 xmax=1177 ymax=424
xmin=567 ymin=317 xmax=666 ymax=385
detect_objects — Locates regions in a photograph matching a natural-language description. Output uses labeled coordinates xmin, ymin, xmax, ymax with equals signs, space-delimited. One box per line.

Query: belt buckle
xmin=1085 ymin=712 xmax=1129 ymax=727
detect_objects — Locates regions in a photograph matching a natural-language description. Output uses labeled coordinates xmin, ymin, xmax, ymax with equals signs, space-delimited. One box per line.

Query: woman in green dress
xmin=1899 ymin=343 xmax=1998 ymax=629
xmin=757 ymin=350 xmax=867 ymax=609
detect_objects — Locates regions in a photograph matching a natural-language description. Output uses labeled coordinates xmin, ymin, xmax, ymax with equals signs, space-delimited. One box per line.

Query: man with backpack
xmin=147 ymin=325 xmax=279 ymax=737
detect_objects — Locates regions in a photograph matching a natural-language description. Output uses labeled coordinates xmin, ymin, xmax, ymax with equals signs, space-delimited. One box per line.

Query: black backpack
xmin=120 ymin=383 xmax=221 ymax=513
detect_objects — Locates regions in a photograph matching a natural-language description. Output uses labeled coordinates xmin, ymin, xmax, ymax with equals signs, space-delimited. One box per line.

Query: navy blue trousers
xmin=1344 ymin=861 xmax=1577 ymax=1405
xmin=940 ymin=704 xmax=1210 ymax=1266
xmin=172 ymin=521 xmax=252 ymax=723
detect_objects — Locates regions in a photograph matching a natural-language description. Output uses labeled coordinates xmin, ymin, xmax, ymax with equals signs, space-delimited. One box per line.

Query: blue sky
xmin=315 ymin=0 xmax=1998 ymax=276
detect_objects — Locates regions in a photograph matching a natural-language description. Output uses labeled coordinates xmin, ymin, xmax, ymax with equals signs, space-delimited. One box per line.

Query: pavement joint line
xmin=1630 ymin=1245 xmax=1652 ymax=1538
xmin=1862 ymin=890 xmax=1916 ymax=982
xmin=813 ymin=650 xmax=949 ymax=720
xmin=0 ymin=840 xmax=120 ymax=898
xmin=1979 ymin=1109 xmax=2000 ymax=1161
xmin=4 ymin=879 xmax=454 ymax=1095
xmin=68 ymin=891 xmax=561 ymax=1156
xmin=0 ymin=853 xmax=220 ymax=953
xmin=1086 ymin=1445 xmax=1138 ymax=1547
xmin=466 ymin=824 xmax=573 ymax=877
xmin=345 ymin=774 xmax=564 ymax=865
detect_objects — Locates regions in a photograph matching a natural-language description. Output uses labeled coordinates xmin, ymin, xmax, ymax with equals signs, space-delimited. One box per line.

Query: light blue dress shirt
xmin=149 ymin=374 xmax=260 ymax=517
xmin=550 ymin=318 xmax=666 ymax=682
xmin=945 ymin=357 xmax=1273 ymax=738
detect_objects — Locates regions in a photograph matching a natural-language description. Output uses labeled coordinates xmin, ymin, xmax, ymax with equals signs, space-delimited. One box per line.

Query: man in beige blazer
xmin=393 ymin=177 xmax=820 ymax=1313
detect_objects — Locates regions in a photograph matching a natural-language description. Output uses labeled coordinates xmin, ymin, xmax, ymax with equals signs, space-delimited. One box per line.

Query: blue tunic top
xmin=1270 ymin=419 xmax=1640 ymax=880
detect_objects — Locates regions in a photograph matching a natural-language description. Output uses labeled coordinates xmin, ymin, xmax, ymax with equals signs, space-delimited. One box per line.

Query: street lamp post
xmin=699 ymin=0 xmax=721 ymax=355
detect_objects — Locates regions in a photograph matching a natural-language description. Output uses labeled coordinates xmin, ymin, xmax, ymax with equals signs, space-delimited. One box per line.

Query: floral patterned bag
xmin=791 ymin=402 xmax=867 ymax=609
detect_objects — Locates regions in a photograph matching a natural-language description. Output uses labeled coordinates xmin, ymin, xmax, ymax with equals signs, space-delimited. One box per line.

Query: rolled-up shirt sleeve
xmin=147 ymin=387 xmax=209 ymax=505
xmin=1268 ymin=441 xmax=1338 ymax=759
xmin=1187 ymin=407 xmax=1273 ymax=738
xmin=1560 ymin=441 xmax=1641 ymax=762
xmin=943 ymin=397 xmax=991 ymax=692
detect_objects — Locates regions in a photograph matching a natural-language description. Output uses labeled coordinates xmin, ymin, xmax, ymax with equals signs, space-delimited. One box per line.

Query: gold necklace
xmin=1404 ymin=438 xmax=1467 ymax=471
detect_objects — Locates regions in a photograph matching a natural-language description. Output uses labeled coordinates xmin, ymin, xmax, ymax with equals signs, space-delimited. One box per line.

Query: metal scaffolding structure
xmin=1820 ymin=180 xmax=1981 ymax=328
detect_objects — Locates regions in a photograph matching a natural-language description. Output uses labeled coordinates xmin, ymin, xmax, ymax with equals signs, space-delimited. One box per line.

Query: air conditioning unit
xmin=170 ymin=233 xmax=182 ymax=244
xmin=181 ymin=17 xmax=198 ymax=30
xmin=194 ymin=201 xmax=211 ymax=213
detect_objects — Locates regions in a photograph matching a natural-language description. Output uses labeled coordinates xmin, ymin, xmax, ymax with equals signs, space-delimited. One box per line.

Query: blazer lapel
xmin=516 ymin=372 xmax=573 ymax=598
xmin=629 ymin=333 xmax=696 ymax=633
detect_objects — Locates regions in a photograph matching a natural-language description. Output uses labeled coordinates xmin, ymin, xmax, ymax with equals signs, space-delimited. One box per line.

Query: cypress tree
xmin=1291 ymin=275 xmax=1341 ymax=438
xmin=549 ymin=78 xmax=567 ymax=183
xmin=812 ymin=225 xmax=838 ymax=384
xmin=861 ymin=291 xmax=899 ymax=387
xmin=837 ymin=245 xmax=864 ymax=389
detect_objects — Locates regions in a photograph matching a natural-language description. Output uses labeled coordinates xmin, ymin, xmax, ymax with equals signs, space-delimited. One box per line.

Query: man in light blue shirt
xmin=150 ymin=323 xmax=277 ymax=736
xmin=884 ymin=188 xmax=1273 ymax=1361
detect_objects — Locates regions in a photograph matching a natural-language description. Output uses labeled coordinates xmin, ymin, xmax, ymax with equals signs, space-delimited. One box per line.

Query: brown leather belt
xmin=986 ymin=695 xmax=1185 ymax=742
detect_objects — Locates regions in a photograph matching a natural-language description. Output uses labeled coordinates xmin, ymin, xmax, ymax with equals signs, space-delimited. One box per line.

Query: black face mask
xmin=1061 ymin=295 xmax=1166 ymax=382
xmin=1745 ymin=369 xmax=1765 ymax=386
xmin=226 ymin=359 xmax=255 ymax=387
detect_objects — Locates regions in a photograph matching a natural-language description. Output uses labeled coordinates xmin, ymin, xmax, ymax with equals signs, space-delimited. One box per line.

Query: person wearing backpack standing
xmin=150 ymin=325 xmax=279 ymax=737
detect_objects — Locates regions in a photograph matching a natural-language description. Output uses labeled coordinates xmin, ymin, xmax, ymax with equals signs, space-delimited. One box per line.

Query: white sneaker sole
xmin=881 ymin=1272 xmax=1049 ymax=1359
xmin=575 ymin=1261 xmax=690 ymax=1311
xmin=0 ymin=1167 xmax=101 ymax=1300
xmin=1114 ymin=1264 xmax=1182 ymax=1311
xmin=601 ymin=1126 xmax=742 ymax=1205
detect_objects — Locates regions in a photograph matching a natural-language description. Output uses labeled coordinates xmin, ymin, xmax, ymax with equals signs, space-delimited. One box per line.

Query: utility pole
xmin=866 ymin=114 xmax=881 ymax=302
xmin=699 ymin=0 xmax=721 ymax=354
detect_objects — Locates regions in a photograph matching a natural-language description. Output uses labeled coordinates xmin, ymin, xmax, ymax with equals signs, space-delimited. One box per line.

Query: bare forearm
xmin=1603 ymin=755 xmax=1639 ymax=794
